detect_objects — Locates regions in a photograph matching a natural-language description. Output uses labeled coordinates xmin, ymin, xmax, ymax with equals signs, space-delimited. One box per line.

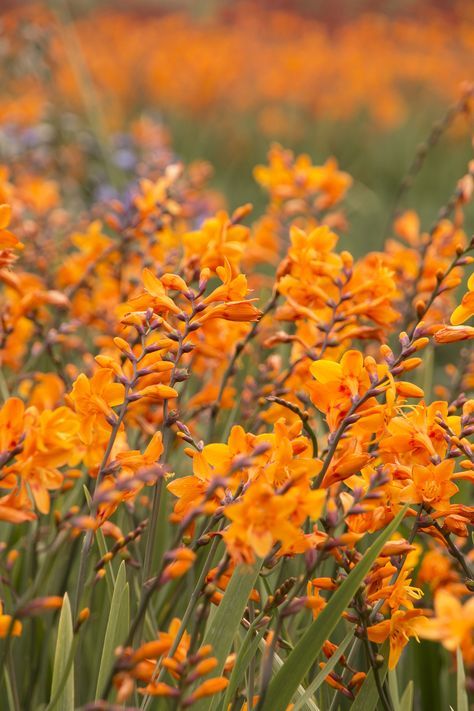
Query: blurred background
xmin=0 ymin=0 xmax=473 ymax=253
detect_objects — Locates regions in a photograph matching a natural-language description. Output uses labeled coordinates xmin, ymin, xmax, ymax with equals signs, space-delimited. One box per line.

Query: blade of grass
xmin=293 ymin=630 xmax=353 ymax=711
xmin=50 ymin=593 xmax=74 ymax=711
xmin=388 ymin=669 xmax=400 ymax=710
xmin=349 ymin=645 xmax=389 ymax=711
xmin=456 ymin=647 xmax=468 ymax=711
xmin=220 ymin=626 xmax=266 ymax=710
xmin=260 ymin=506 xmax=407 ymax=711
xmin=400 ymin=680 xmax=414 ymax=711
xmin=95 ymin=561 xmax=129 ymax=700
xmin=83 ymin=486 xmax=115 ymax=600
xmin=194 ymin=559 xmax=263 ymax=711
xmin=4 ymin=660 xmax=20 ymax=711
xmin=255 ymin=640 xmax=321 ymax=711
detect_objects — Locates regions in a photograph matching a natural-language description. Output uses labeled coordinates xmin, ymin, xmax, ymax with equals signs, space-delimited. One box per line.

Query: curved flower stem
xmin=313 ymin=388 xmax=375 ymax=489
xmin=266 ymin=395 xmax=318 ymax=457
xmin=327 ymin=641 xmax=361 ymax=711
xmin=401 ymin=180 xmax=473 ymax=332
xmin=407 ymin=238 xmax=474 ymax=339
xmin=431 ymin=520 xmax=473 ymax=582
xmin=386 ymin=87 xmax=474 ymax=236
xmin=141 ymin=300 xmax=197 ymax=590
xmin=52 ymin=0 xmax=117 ymax=186
xmin=73 ymin=358 xmax=139 ymax=617
xmin=208 ymin=289 xmax=279 ymax=441
xmin=314 ymin=238 xmax=473 ymax=492
xmin=358 ymin=614 xmax=393 ymax=711
xmin=139 ymin=532 xmax=222 ymax=711
xmin=0 ymin=531 xmax=69 ymax=675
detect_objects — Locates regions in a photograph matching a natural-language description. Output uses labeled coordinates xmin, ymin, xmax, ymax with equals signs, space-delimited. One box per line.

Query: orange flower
xmin=254 ymin=144 xmax=351 ymax=207
xmin=417 ymin=589 xmax=474 ymax=652
xmin=309 ymin=350 xmax=385 ymax=431
xmin=183 ymin=208 xmax=250 ymax=274
xmin=367 ymin=568 xmax=423 ymax=611
xmin=0 ymin=602 xmax=22 ymax=638
xmin=400 ymin=460 xmax=459 ymax=512
xmin=367 ymin=609 xmax=429 ymax=669
xmin=224 ymin=477 xmax=325 ymax=562
xmin=0 ymin=486 xmax=35 ymax=524
xmin=0 ymin=397 xmax=25 ymax=452
xmin=451 ymin=273 xmax=474 ymax=325
xmin=13 ymin=405 xmax=80 ymax=514
xmin=68 ymin=369 xmax=125 ymax=445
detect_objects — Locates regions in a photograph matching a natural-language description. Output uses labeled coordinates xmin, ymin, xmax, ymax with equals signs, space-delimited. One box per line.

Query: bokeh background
xmin=0 ymin=5 xmax=473 ymax=709
xmin=1 ymin=0 xmax=473 ymax=253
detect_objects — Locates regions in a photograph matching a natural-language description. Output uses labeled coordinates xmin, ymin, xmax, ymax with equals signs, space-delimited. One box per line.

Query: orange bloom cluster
xmin=113 ymin=619 xmax=228 ymax=705
xmin=0 ymin=63 xmax=473 ymax=705
xmin=2 ymin=3 xmax=474 ymax=133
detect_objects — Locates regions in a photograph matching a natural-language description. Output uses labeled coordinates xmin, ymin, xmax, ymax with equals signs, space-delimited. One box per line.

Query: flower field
xmin=0 ymin=1 xmax=473 ymax=710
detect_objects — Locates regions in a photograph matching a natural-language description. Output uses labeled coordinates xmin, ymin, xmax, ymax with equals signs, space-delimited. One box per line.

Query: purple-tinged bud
xmin=281 ymin=598 xmax=306 ymax=617
xmin=252 ymin=442 xmax=271 ymax=457
xmin=145 ymin=342 xmax=163 ymax=353
xmin=348 ymin=505 xmax=366 ymax=515
xmin=305 ymin=548 xmax=318 ymax=571
xmin=351 ymin=486 xmax=364 ymax=501
xmin=176 ymin=421 xmax=191 ymax=435
xmin=174 ymin=369 xmax=189 ymax=382
xmin=136 ymin=367 xmax=152 ymax=377
xmin=126 ymin=392 xmax=142 ymax=402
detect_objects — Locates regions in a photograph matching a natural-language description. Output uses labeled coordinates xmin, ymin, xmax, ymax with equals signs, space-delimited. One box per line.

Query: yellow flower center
xmin=421 ymin=480 xmax=441 ymax=502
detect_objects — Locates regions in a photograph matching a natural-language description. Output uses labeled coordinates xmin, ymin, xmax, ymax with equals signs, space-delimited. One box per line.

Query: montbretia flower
xmin=223 ymin=477 xmax=325 ymax=562
xmin=417 ymin=588 xmax=474 ymax=652
xmin=400 ymin=460 xmax=459 ymax=512
xmin=308 ymin=350 xmax=386 ymax=431
xmin=367 ymin=609 xmax=429 ymax=669
xmin=0 ymin=602 xmax=22 ymax=638
xmin=451 ymin=273 xmax=474 ymax=325
xmin=68 ymin=369 xmax=125 ymax=445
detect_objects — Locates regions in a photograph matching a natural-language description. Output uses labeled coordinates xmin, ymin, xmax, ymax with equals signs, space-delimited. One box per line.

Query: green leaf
xmin=220 ymin=625 xmax=266 ymax=710
xmin=293 ymin=630 xmax=353 ymax=711
xmin=456 ymin=647 xmax=468 ymax=711
xmin=261 ymin=506 xmax=407 ymax=711
xmin=95 ymin=561 xmax=129 ymax=700
xmin=4 ymin=666 xmax=17 ymax=711
xmin=83 ymin=485 xmax=115 ymax=600
xmin=349 ymin=647 xmax=388 ymax=711
xmin=388 ymin=669 xmax=400 ymax=710
xmin=50 ymin=593 xmax=74 ymax=711
xmin=270 ymin=649 xmax=320 ymax=711
xmin=195 ymin=559 xmax=262 ymax=711
xmin=400 ymin=680 xmax=414 ymax=711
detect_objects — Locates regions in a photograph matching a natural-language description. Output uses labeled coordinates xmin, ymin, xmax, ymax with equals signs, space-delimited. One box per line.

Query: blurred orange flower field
xmin=2 ymin=1 xmax=474 ymax=129
xmin=0 ymin=2 xmax=473 ymax=710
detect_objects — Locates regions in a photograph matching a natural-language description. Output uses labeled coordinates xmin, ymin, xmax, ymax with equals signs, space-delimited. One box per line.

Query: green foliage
xmin=260 ymin=507 xmax=407 ymax=711
xmin=49 ymin=593 xmax=74 ymax=711
xmin=95 ymin=561 xmax=130 ymax=700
